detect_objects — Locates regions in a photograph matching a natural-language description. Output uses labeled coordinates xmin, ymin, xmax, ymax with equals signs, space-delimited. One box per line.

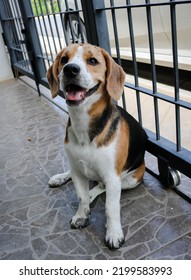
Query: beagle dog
xmin=47 ymin=43 xmax=147 ymax=250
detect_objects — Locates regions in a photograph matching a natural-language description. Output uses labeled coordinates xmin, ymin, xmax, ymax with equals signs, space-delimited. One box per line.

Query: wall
xmin=0 ymin=26 xmax=13 ymax=82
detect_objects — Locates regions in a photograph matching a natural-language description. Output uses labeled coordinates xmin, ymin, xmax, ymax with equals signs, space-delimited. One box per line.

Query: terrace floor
xmin=0 ymin=78 xmax=191 ymax=260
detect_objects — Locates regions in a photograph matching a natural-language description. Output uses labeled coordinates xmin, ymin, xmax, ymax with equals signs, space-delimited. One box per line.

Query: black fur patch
xmin=116 ymin=105 xmax=148 ymax=171
xmin=89 ymin=105 xmax=120 ymax=146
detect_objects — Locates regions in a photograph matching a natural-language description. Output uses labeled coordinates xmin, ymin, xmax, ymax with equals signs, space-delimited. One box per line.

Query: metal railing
xmin=0 ymin=0 xmax=191 ymax=199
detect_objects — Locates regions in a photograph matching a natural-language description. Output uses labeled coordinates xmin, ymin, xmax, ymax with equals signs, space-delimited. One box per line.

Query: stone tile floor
xmin=0 ymin=78 xmax=191 ymax=260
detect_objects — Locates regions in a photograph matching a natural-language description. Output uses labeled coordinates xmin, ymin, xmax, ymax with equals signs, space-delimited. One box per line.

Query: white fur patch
xmin=48 ymin=170 xmax=71 ymax=187
xmin=63 ymin=46 xmax=96 ymax=92
xmin=121 ymin=169 xmax=140 ymax=190
xmin=89 ymin=182 xmax=105 ymax=203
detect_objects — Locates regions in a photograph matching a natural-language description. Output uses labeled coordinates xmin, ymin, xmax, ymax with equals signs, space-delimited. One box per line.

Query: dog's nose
xmin=63 ymin=63 xmax=80 ymax=78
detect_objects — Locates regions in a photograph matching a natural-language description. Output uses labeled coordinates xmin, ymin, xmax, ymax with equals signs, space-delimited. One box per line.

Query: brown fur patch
xmin=46 ymin=44 xmax=81 ymax=98
xmin=101 ymin=48 xmax=126 ymax=100
xmin=133 ymin=161 xmax=145 ymax=182
xmin=115 ymin=120 xmax=130 ymax=175
xmin=88 ymin=92 xmax=120 ymax=147
xmin=83 ymin=45 xmax=107 ymax=86
xmin=95 ymin=116 xmax=117 ymax=147
xmin=64 ymin=118 xmax=71 ymax=144
xmin=88 ymin=88 xmax=110 ymax=118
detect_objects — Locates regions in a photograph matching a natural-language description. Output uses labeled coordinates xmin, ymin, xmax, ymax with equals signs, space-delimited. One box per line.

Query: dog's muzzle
xmin=63 ymin=63 xmax=100 ymax=106
xmin=65 ymin=83 xmax=100 ymax=106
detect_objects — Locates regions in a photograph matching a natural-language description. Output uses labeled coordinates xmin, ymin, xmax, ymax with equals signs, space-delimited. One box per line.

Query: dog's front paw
xmin=70 ymin=215 xmax=89 ymax=229
xmin=105 ymin=229 xmax=125 ymax=250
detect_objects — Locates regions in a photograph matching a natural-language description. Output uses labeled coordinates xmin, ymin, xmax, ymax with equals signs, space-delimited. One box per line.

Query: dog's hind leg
xmin=121 ymin=162 xmax=145 ymax=190
xmin=48 ymin=170 xmax=71 ymax=187
xmin=89 ymin=162 xmax=145 ymax=205
xmin=89 ymin=182 xmax=105 ymax=205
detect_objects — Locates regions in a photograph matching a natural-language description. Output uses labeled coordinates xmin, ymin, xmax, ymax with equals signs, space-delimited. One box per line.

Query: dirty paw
xmin=70 ymin=216 xmax=89 ymax=229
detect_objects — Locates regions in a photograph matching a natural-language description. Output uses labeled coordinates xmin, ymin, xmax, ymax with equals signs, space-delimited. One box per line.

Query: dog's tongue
xmin=66 ymin=85 xmax=86 ymax=101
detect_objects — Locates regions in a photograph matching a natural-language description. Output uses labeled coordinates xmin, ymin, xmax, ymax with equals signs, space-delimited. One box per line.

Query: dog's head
xmin=47 ymin=43 xmax=126 ymax=106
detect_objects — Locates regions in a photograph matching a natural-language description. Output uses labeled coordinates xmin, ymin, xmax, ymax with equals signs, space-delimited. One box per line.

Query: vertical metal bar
xmin=37 ymin=0 xmax=54 ymax=60
xmin=18 ymin=0 xmax=47 ymax=95
xmin=57 ymin=0 xmax=70 ymax=47
xmin=65 ymin=0 xmax=85 ymax=44
xmin=0 ymin=0 xmax=18 ymax=67
xmin=10 ymin=0 xmax=26 ymax=69
xmin=57 ymin=0 xmax=70 ymax=46
xmin=81 ymin=0 xmax=110 ymax=53
xmin=44 ymin=0 xmax=59 ymax=54
xmin=126 ymin=0 xmax=142 ymax=125
xmin=65 ymin=0 xmax=76 ymax=43
xmin=110 ymin=0 xmax=121 ymax=63
xmin=3 ymin=0 xmax=10 ymax=18
xmin=49 ymin=0 xmax=62 ymax=50
xmin=110 ymin=0 xmax=126 ymax=110
xmin=74 ymin=0 xmax=86 ymax=43
xmin=145 ymin=0 xmax=160 ymax=140
xmin=81 ymin=0 xmax=98 ymax=45
xmin=33 ymin=0 xmax=50 ymax=67
xmin=170 ymin=0 xmax=181 ymax=152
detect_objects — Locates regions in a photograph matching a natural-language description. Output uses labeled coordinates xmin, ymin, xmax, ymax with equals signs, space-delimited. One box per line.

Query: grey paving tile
xmin=156 ymin=214 xmax=191 ymax=245
xmin=121 ymin=194 xmax=164 ymax=226
xmin=69 ymin=230 xmax=101 ymax=255
xmin=30 ymin=227 xmax=51 ymax=239
xmin=31 ymin=237 xmax=48 ymax=258
xmin=52 ymin=206 xmax=75 ymax=233
xmin=51 ymin=232 xmax=79 ymax=254
xmin=125 ymin=216 xmax=166 ymax=247
xmin=31 ymin=209 xmax=58 ymax=230
xmin=0 ymin=194 xmax=46 ymax=215
xmin=166 ymin=197 xmax=191 ymax=216
xmin=2 ymin=247 xmax=35 ymax=260
xmin=0 ymin=233 xmax=29 ymax=252
xmin=143 ymin=236 xmax=191 ymax=260
xmin=123 ymin=243 xmax=149 ymax=259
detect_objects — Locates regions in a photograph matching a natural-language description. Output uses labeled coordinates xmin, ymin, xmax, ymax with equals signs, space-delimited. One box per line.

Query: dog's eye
xmin=61 ymin=56 xmax=68 ymax=65
xmin=88 ymin=57 xmax=98 ymax=66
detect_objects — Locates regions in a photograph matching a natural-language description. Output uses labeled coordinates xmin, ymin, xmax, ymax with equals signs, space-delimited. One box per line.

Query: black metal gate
xmin=0 ymin=0 xmax=191 ymax=199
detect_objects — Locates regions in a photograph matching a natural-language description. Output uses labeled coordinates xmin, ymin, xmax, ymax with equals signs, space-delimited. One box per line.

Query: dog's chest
xmin=66 ymin=140 xmax=101 ymax=180
xmin=65 ymin=105 xmax=117 ymax=180
xmin=65 ymin=127 xmax=117 ymax=181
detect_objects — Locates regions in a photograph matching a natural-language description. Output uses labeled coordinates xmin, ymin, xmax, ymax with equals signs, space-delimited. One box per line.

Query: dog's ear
xmin=46 ymin=50 xmax=64 ymax=98
xmin=101 ymin=48 xmax=126 ymax=100
xmin=47 ymin=64 xmax=59 ymax=98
